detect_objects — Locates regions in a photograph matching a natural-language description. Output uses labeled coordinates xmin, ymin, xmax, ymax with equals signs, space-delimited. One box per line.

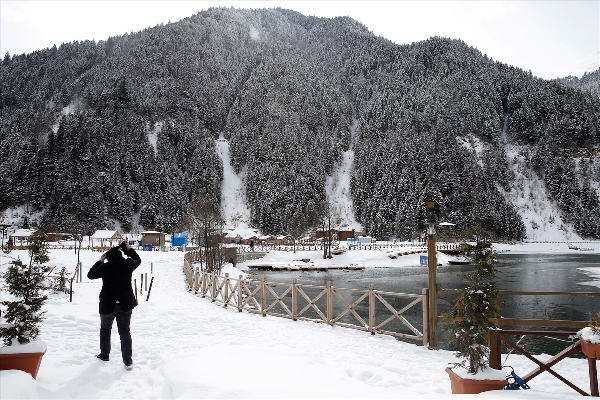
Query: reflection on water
xmin=248 ymin=253 xmax=600 ymax=356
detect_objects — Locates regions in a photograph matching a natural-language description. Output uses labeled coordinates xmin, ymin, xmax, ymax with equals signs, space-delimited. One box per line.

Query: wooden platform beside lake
xmin=248 ymin=264 xmax=364 ymax=271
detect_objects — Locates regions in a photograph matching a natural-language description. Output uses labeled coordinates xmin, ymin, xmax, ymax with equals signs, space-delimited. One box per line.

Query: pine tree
xmin=0 ymin=231 xmax=51 ymax=345
xmin=445 ymin=226 xmax=498 ymax=374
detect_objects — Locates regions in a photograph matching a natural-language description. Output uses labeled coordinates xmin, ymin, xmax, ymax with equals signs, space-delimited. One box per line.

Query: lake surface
xmin=247 ymin=252 xmax=600 ymax=357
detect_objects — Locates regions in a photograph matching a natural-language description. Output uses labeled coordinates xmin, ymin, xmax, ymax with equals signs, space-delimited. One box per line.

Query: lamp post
xmin=425 ymin=200 xmax=438 ymax=349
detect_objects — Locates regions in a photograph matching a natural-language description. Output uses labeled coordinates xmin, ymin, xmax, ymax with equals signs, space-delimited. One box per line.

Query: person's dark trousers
xmin=99 ymin=303 xmax=132 ymax=364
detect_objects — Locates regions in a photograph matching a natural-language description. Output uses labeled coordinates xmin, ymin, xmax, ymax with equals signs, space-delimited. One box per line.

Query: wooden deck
xmin=248 ymin=263 xmax=364 ymax=271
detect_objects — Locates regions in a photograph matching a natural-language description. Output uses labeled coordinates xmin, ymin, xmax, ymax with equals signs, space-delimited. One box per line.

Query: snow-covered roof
xmin=141 ymin=231 xmax=165 ymax=235
xmin=438 ymin=222 xmax=456 ymax=226
xmin=11 ymin=228 xmax=37 ymax=238
xmin=91 ymin=230 xmax=122 ymax=239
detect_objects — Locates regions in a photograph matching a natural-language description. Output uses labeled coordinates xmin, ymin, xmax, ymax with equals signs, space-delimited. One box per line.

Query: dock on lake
xmin=248 ymin=263 xmax=364 ymax=271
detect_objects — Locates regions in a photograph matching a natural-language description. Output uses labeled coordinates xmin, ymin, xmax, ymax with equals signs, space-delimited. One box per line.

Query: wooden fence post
xmin=292 ymin=279 xmax=298 ymax=321
xmin=69 ymin=276 xmax=74 ymax=302
xmin=261 ymin=277 xmax=267 ymax=316
xmin=237 ymin=275 xmax=243 ymax=312
xmin=488 ymin=294 xmax=502 ymax=369
xmin=327 ymin=281 xmax=333 ymax=325
xmin=422 ymin=288 xmax=429 ymax=346
xmin=211 ymin=273 xmax=217 ymax=302
xmin=146 ymin=277 xmax=154 ymax=301
xmin=224 ymin=273 xmax=229 ymax=308
xmin=369 ymin=284 xmax=375 ymax=334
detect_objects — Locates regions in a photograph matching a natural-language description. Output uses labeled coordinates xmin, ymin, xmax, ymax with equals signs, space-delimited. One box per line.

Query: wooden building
xmin=91 ymin=230 xmax=123 ymax=251
xmin=10 ymin=228 xmax=44 ymax=250
xmin=141 ymin=231 xmax=166 ymax=247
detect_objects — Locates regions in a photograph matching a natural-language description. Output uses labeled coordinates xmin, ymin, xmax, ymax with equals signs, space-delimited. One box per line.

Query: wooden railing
xmin=436 ymin=288 xmax=600 ymax=396
xmin=436 ymin=288 xmax=599 ymax=329
xmin=184 ymin=253 xmax=425 ymax=343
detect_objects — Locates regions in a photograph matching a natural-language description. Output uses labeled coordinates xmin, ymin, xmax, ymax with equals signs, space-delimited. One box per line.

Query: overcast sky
xmin=1 ymin=1 xmax=598 ymax=79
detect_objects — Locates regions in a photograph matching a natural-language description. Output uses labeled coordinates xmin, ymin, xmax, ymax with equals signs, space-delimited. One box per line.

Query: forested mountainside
xmin=1 ymin=7 xmax=599 ymax=240
xmin=557 ymin=70 xmax=600 ymax=99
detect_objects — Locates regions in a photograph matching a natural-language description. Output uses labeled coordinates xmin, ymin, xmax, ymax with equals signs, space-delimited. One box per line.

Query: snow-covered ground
xmin=1 ymin=244 xmax=597 ymax=399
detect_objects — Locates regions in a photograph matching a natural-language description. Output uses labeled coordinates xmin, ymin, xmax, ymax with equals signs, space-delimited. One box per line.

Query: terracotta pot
xmin=580 ymin=338 xmax=600 ymax=359
xmin=445 ymin=367 xmax=507 ymax=394
xmin=0 ymin=351 xmax=45 ymax=379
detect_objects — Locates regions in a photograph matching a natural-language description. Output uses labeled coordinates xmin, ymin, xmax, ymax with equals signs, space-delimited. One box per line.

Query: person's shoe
xmin=96 ymin=353 xmax=109 ymax=361
xmin=125 ymin=360 xmax=133 ymax=370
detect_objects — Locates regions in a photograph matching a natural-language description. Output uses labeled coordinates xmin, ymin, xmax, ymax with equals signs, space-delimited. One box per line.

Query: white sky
xmin=1 ymin=1 xmax=598 ymax=79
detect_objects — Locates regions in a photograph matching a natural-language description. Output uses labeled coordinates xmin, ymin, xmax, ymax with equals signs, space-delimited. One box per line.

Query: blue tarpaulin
xmin=172 ymin=232 xmax=188 ymax=247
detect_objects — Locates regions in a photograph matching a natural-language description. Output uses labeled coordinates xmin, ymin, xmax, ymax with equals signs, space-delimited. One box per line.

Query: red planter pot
xmin=0 ymin=351 xmax=45 ymax=379
xmin=446 ymin=367 xmax=507 ymax=394
xmin=580 ymin=338 xmax=600 ymax=359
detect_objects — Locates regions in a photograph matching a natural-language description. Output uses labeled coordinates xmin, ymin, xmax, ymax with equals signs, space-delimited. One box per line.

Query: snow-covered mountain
xmin=0 ymin=7 xmax=598 ymax=241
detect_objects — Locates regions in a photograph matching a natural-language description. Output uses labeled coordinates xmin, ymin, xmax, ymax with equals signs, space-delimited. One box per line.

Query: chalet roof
xmin=91 ymin=230 xmax=122 ymax=239
xmin=11 ymin=228 xmax=37 ymax=238
xmin=141 ymin=231 xmax=165 ymax=235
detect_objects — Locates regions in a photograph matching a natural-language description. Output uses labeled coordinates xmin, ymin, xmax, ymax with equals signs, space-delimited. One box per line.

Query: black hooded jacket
xmin=87 ymin=247 xmax=141 ymax=314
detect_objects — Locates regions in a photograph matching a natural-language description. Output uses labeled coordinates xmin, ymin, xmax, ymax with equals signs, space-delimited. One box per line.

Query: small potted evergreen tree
xmin=578 ymin=311 xmax=600 ymax=359
xmin=0 ymin=230 xmax=50 ymax=378
xmin=444 ymin=227 xmax=507 ymax=394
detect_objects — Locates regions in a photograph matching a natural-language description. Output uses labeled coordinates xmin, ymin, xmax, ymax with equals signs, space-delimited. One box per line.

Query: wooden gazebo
xmin=91 ymin=230 xmax=123 ymax=251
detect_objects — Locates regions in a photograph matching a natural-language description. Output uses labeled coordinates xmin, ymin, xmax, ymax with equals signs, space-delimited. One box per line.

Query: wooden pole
xmin=224 ymin=273 xmax=229 ymax=308
xmin=327 ymin=281 xmax=333 ymax=325
xmin=369 ymin=284 xmax=375 ymax=335
xmin=145 ymin=277 xmax=154 ymax=301
xmin=589 ymin=357 xmax=599 ymax=397
xmin=292 ymin=279 xmax=298 ymax=321
xmin=69 ymin=276 xmax=74 ymax=302
xmin=261 ymin=277 xmax=267 ymax=316
xmin=211 ymin=274 xmax=217 ymax=302
xmin=237 ymin=275 xmax=243 ymax=312
xmin=427 ymin=234 xmax=438 ymax=349
xmin=422 ymin=288 xmax=429 ymax=346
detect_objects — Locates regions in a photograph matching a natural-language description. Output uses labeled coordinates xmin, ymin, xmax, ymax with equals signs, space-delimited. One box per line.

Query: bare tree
xmin=285 ymin=205 xmax=320 ymax=253
xmin=181 ymin=190 xmax=225 ymax=274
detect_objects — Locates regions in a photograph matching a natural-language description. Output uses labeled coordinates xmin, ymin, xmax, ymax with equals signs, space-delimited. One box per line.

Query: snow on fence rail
xmin=184 ymin=252 xmax=426 ymax=344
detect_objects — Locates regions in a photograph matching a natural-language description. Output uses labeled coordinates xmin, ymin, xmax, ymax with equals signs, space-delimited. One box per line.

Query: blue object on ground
xmin=503 ymin=366 xmax=530 ymax=390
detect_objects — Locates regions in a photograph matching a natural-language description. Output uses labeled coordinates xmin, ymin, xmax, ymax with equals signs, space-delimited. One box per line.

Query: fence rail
xmin=437 ymin=288 xmax=599 ymax=329
xmin=184 ymin=252 xmax=425 ymax=343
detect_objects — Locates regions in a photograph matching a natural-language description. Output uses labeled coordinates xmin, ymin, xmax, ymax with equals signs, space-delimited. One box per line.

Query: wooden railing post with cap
xmin=211 ymin=273 xmax=217 ymax=302
xmin=223 ymin=273 xmax=229 ymax=308
xmin=237 ymin=275 xmax=244 ymax=312
xmin=261 ymin=277 xmax=267 ymax=316
xmin=369 ymin=284 xmax=375 ymax=334
xmin=292 ymin=279 xmax=298 ymax=321
xmin=327 ymin=281 xmax=333 ymax=325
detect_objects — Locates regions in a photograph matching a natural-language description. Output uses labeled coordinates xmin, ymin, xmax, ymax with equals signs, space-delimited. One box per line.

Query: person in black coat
xmin=88 ymin=241 xmax=141 ymax=369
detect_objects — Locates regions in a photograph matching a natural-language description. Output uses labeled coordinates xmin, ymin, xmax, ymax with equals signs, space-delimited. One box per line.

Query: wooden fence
xmin=184 ymin=252 xmax=426 ymax=343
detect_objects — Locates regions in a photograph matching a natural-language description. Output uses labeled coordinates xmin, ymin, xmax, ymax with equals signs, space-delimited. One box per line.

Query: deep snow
xmin=1 ymin=243 xmax=598 ymax=399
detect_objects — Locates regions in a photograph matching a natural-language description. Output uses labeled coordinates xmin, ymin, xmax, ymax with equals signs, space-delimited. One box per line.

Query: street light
xmin=425 ymin=200 xmax=438 ymax=349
